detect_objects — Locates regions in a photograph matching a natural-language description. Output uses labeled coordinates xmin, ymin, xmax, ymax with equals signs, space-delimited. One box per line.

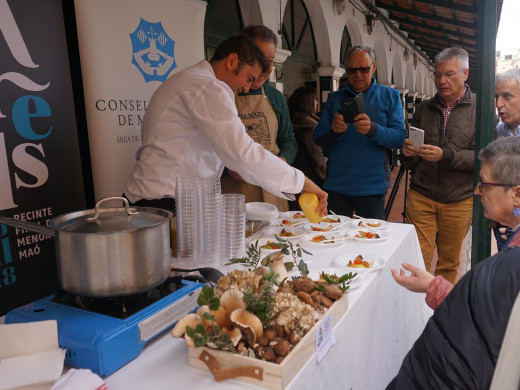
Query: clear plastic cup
xmin=220 ymin=194 xmax=245 ymax=264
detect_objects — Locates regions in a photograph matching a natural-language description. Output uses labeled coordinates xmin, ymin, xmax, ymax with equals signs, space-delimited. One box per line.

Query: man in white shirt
xmin=124 ymin=34 xmax=327 ymax=214
xmin=493 ymin=68 xmax=520 ymax=249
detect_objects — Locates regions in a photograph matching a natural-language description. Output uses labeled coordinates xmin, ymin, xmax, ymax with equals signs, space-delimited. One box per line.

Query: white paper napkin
xmin=0 ymin=320 xmax=65 ymax=390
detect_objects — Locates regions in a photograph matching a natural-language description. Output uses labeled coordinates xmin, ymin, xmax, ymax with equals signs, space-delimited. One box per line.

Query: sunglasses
xmin=345 ymin=63 xmax=374 ymax=75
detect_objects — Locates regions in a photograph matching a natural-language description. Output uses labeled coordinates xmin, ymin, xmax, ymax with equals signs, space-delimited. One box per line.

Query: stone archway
xmin=392 ymin=50 xmax=405 ymax=89
xmin=374 ymin=40 xmax=390 ymax=85
xmin=405 ymin=60 xmax=415 ymax=92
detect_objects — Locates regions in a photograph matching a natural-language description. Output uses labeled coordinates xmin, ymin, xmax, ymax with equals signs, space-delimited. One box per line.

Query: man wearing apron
xmin=221 ymin=26 xmax=297 ymax=212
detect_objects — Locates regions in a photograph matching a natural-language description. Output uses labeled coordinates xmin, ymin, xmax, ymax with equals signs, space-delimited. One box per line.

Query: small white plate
xmin=300 ymin=232 xmax=349 ymax=249
xmin=333 ymin=253 xmax=384 ymax=271
xmin=272 ymin=217 xmax=304 ymax=227
xmin=246 ymin=202 xmax=279 ymax=221
xmin=253 ymin=237 xmax=287 ymax=254
xmin=308 ymin=267 xmax=362 ymax=291
xmin=345 ymin=228 xmax=389 ymax=242
xmin=350 ymin=219 xmax=388 ymax=229
xmin=268 ymin=226 xmax=307 ymax=241
xmin=304 ymin=215 xmax=351 ymax=232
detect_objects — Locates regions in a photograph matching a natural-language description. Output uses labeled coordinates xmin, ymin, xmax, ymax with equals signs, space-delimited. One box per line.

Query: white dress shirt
xmin=496 ymin=121 xmax=520 ymax=138
xmin=125 ymin=60 xmax=304 ymax=203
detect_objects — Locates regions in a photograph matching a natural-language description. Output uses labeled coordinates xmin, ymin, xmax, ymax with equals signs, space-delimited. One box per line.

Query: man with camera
xmin=401 ymin=47 xmax=475 ymax=284
xmin=313 ymin=45 xmax=406 ymax=219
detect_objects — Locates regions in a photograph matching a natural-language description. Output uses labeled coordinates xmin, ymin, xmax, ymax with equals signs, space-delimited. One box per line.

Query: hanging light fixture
xmin=403 ymin=47 xmax=410 ymax=61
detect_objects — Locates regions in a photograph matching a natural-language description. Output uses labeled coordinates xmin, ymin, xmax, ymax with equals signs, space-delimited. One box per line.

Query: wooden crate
xmin=188 ymin=294 xmax=348 ymax=389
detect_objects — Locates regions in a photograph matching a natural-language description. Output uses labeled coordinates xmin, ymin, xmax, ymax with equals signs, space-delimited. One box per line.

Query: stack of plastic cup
xmin=196 ymin=177 xmax=221 ymax=266
xmin=175 ymin=177 xmax=200 ymax=262
xmin=220 ymin=194 xmax=246 ymax=265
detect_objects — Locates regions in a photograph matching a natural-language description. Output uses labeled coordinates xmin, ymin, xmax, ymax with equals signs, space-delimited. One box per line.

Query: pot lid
xmin=50 ymin=197 xmax=173 ymax=233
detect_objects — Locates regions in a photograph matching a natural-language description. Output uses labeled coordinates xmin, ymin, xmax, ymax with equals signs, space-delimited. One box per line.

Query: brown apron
xmin=221 ymin=87 xmax=289 ymax=212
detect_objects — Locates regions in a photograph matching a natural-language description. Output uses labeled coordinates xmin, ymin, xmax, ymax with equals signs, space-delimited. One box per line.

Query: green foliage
xmin=197 ymin=286 xmax=220 ymax=311
xmin=225 ymin=240 xmax=280 ymax=270
xmin=274 ymin=234 xmax=311 ymax=277
xmin=185 ymin=286 xmax=235 ymax=351
xmin=318 ymin=271 xmax=357 ymax=293
xmin=242 ymin=274 xmax=276 ymax=330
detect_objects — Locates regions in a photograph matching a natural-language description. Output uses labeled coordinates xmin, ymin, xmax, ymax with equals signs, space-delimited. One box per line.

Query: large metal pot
xmin=0 ymin=197 xmax=173 ymax=298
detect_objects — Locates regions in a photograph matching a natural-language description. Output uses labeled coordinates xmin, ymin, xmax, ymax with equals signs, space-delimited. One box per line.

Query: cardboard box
xmin=188 ymin=294 xmax=348 ymax=389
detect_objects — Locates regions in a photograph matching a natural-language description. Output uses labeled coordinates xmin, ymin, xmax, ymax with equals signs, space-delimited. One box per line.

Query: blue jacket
xmin=313 ymin=79 xmax=406 ymax=196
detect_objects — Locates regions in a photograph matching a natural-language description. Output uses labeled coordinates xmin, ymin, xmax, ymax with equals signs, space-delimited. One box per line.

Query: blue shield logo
xmin=130 ymin=18 xmax=176 ymax=83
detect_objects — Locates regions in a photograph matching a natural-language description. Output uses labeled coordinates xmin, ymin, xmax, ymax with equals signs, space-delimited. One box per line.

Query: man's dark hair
xmin=288 ymin=86 xmax=317 ymax=117
xmin=243 ymin=25 xmax=277 ymax=46
xmin=211 ymin=34 xmax=270 ymax=73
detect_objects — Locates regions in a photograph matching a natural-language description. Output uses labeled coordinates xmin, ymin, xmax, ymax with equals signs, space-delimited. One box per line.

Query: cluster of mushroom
xmin=171 ymin=289 xmax=256 ymax=349
xmin=171 ymin=269 xmax=345 ymax=364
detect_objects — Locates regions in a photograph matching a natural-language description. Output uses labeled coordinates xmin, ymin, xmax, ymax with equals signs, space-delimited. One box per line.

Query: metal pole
xmin=471 ymin=0 xmax=497 ymax=265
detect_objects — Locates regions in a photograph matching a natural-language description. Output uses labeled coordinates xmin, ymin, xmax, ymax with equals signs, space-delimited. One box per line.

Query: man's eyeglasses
xmin=477 ymin=179 xmax=515 ymax=192
xmin=431 ymin=69 xmax=465 ymax=80
xmin=345 ymin=63 xmax=374 ymax=75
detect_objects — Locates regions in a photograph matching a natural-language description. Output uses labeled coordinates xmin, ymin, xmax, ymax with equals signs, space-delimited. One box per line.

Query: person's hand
xmin=391 ymin=263 xmax=434 ymax=293
xmin=417 ymin=144 xmax=443 ymax=162
xmin=499 ymin=226 xmax=513 ymax=241
xmin=352 ymin=113 xmax=371 ymax=135
xmin=302 ymin=177 xmax=328 ymax=216
xmin=401 ymin=139 xmax=420 ymax=157
xmin=331 ymin=112 xmax=347 ymax=134
xmin=228 ymin=170 xmax=245 ymax=183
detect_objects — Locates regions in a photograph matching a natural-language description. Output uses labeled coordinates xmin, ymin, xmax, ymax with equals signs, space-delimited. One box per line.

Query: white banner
xmin=75 ymin=0 xmax=207 ymax=200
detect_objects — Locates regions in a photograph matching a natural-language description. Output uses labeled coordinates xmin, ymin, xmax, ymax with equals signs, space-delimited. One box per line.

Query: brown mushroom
xmin=274 ymin=339 xmax=290 ymax=357
xmin=171 ymin=313 xmax=202 ymax=338
xmin=230 ymin=308 xmax=264 ymax=346
xmin=292 ymin=277 xmax=316 ymax=293
xmin=323 ymin=284 xmax=343 ymax=300
xmin=296 ymin=291 xmax=314 ymax=306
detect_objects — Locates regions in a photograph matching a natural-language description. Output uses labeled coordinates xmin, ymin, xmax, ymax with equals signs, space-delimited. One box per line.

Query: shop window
xmin=339 ymin=27 xmax=352 ymax=67
xmin=281 ymin=0 xmax=318 ymax=64
xmin=204 ymin=0 xmax=243 ymax=60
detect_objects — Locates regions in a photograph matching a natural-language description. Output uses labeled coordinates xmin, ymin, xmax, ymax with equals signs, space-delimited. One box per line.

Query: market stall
xmin=104 ymin=221 xmax=432 ymax=389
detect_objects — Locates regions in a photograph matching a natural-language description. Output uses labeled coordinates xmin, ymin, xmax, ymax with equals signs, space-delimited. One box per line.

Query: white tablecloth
xmin=105 ymin=222 xmax=432 ymax=390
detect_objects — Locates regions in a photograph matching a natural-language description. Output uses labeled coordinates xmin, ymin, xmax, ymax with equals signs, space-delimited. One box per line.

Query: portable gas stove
xmin=5 ymin=277 xmax=202 ymax=377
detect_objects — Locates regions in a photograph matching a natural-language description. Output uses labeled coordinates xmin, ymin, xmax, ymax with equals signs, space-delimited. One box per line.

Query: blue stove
xmin=5 ymin=278 xmax=201 ymax=377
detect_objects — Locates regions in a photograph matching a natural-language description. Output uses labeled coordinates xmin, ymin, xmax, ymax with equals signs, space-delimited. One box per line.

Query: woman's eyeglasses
xmin=345 ymin=63 xmax=374 ymax=75
xmin=477 ymin=179 xmax=514 ymax=192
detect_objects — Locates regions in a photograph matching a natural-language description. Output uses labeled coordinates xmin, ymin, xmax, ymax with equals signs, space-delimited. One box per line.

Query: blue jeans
xmin=327 ymin=191 xmax=386 ymax=219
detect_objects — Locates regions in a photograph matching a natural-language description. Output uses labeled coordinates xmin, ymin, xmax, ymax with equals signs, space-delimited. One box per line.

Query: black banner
xmin=0 ymin=0 xmax=86 ymax=315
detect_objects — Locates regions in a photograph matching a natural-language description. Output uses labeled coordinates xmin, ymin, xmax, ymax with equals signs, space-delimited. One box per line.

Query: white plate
xmin=333 ymin=253 xmax=384 ymax=271
xmin=350 ymin=219 xmax=388 ymax=229
xmin=253 ymin=237 xmax=287 ymax=254
xmin=345 ymin=228 xmax=389 ymax=242
xmin=268 ymin=226 xmax=307 ymax=241
xmin=300 ymin=232 xmax=349 ymax=249
xmin=304 ymin=215 xmax=351 ymax=232
xmin=272 ymin=217 xmax=305 ymax=227
xmin=246 ymin=202 xmax=279 ymax=221
xmin=308 ymin=267 xmax=362 ymax=291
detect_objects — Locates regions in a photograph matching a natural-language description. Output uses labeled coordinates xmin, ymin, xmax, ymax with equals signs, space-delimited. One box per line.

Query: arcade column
xmin=318 ymin=66 xmax=345 ymax=111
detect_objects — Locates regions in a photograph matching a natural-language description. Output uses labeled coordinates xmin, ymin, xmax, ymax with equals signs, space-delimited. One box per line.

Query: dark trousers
xmin=327 ymin=191 xmax=386 ymax=219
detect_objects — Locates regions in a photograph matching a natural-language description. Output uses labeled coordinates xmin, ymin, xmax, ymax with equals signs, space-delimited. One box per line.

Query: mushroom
xmin=230 ymin=308 xmax=264 ymax=346
xmin=171 ymin=313 xmax=202 ymax=338
xmin=196 ymin=305 xmax=230 ymax=329
xmin=220 ymin=289 xmax=245 ymax=320
xmin=261 ymin=251 xmax=288 ymax=284
xmin=221 ymin=327 xmax=243 ymax=347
